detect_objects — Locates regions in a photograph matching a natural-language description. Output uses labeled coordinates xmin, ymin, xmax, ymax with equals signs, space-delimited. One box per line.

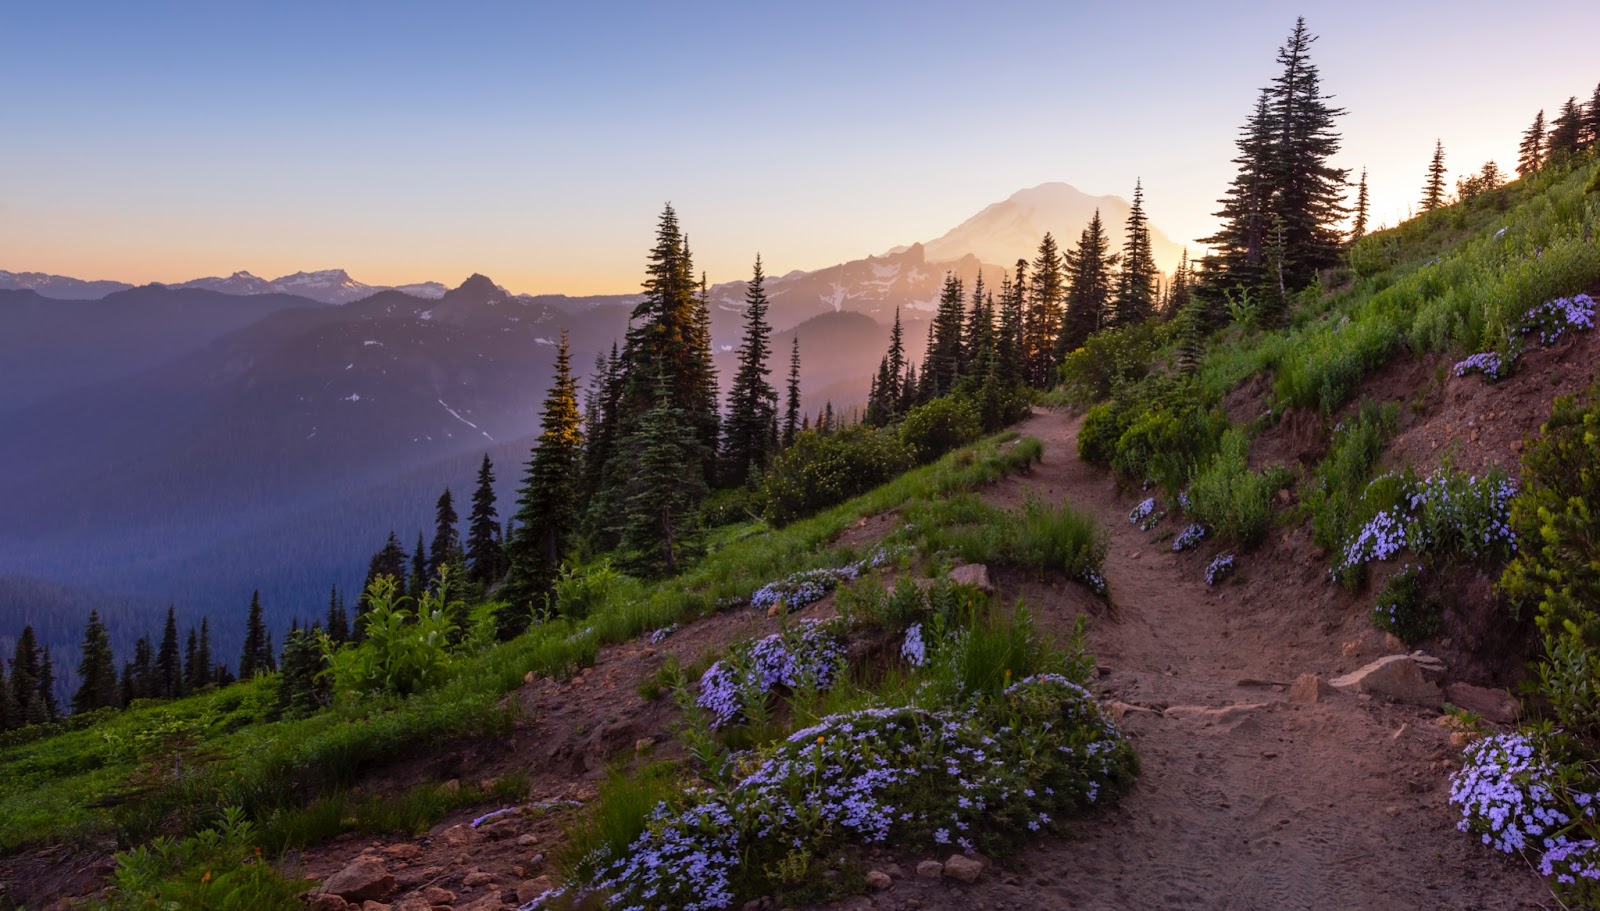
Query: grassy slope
xmin=0 ymin=432 xmax=1042 ymax=854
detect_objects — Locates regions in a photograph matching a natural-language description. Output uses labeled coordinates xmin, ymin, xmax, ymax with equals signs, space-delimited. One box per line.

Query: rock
xmin=322 ymin=857 xmax=396 ymax=903
xmin=515 ymin=834 xmax=538 ymax=847
xmin=1382 ymin=632 xmax=1407 ymax=654
xmin=441 ymin=779 xmax=461 ymax=795
xmin=943 ymin=854 xmax=984 ymax=884
xmin=462 ymin=871 xmax=494 ymax=888
xmin=1288 ymin=673 xmax=1336 ymax=704
xmin=1330 ymin=655 xmax=1442 ymax=707
xmin=458 ymin=892 xmax=504 ymax=911
xmin=882 ymin=863 xmax=905 ymax=879
xmin=382 ymin=844 xmax=422 ymax=861
xmin=523 ymin=670 xmax=537 ymax=684
xmin=438 ymin=825 xmax=476 ymax=847
xmin=360 ymin=903 xmax=391 ymax=911
xmin=391 ymin=899 xmax=431 ymax=911
xmin=865 ymin=870 xmax=893 ymax=891
xmin=947 ymin=563 xmax=994 ymax=594
xmin=635 ymin=737 xmax=656 ymax=754
xmin=307 ymin=896 xmax=351 ymax=911
xmin=1410 ymin=651 xmax=1447 ymax=682
xmin=916 ymin=860 xmax=944 ymax=879
xmin=517 ymin=876 xmax=556 ymax=903
xmin=1445 ymin=682 xmax=1520 ymax=724
xmin=420 ymin=886 xmax=457 ymax=905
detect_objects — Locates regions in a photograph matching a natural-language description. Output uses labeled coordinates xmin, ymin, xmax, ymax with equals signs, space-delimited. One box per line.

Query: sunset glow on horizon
xmin=3 ymin=1 xmax=1596 ymax=295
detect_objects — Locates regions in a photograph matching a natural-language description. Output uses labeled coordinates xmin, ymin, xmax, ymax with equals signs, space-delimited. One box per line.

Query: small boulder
xmin=1445 ymin=682 xmax=1520 ymax=725
xmin=391 ymin=899 xmax=431 ymax=911
xmin=916 ymin=860 xmax=944 ymax=879
xmin=948 ymin=564 xmax=994 ymax=594
xmin=458 ymin=891 xmax=504 ymax=911
xmin=462 ymin=871 xmax=494 ymax=888
xmin=943 ymin=854 xmax=984 ymax=884
xmin=1330 ymin=655 xmax=1441 ymax=707
xmin=515 ymin=833 xmax=538 ymax=847
xmin=1288 ymin=674 xmax=1336 ymax=704
xmin=307 ymin=895 xmax=350 ymax=911
xmin=864 ymin=870 xmax=893 ymax=891
xmin=419 ymin=886 xmax=457 ymax=905
xmin=381 ymin=844 xmax=421 ymax=861
xmin=322 ymin=857 xmax=396 ymax=903
xmin=517 ymin=876 xmax=555 ymax=904
xmin=1410 ymin=651 xmax=1447 ymax=683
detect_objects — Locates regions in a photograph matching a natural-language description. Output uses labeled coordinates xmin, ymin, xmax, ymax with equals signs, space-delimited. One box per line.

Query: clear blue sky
xmin=2 ymin=1 xmax=1595 ymax=293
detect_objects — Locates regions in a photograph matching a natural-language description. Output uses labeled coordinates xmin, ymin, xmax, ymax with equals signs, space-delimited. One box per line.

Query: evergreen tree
xmin=71 ymin=611 xmax=119 ymax=715
xmin=408 ymin=533 xmax=428 ymax=595
xmin=363 ymin=531 xmax=409 ymax=612
xmin=1025 ymin=233 xmax=1067 ymax=385
xmin=1200 ymin=90 xmax=1276 ymax=303
xmin=721 ymin=256 xmax=780 ymax=485
xmin=1420 ymin=140 xmax=1447 ymax=212
xmin=429 ymin=489 xmax=461 ymax=582
xmin=1583 ymin=84 xmax=1600 ymax=152
xmin=1350 ymin=169 xmax=1370 ymax=240
xmin=1110 ymin=181 xmax=1158 ymax=328
xmin=925 ymin=272 xmax=966 ymax=396
xmin=155 ymin=606 xmax=182 ymax=699
xmin=0 ymin=660 xmax=11 ymax=731
xmin=9 ymin=627 xmax=46 ymax=726
xmin=194 ymin=618 xmax=213 ymax=692
xmin=621 ymin=366 xmax=707 ymax=574
xmin=130 ymin=635 xmax=154 ymax=701
xmin=886 ymin=308 xmax=906 ymax=410
xmin=183 ymin=627 xmax=199 ymax=689
xmin=275 ymin=628 xmax=329 ymax=719
xmin=465 ymin=454 xmax=506 ymax=588
xmin=239 ymin=591 xmax=271 ymax=679
xmin=1518 ymin=109 xmax=1547 ymax=177
xmin=1548 ymin=96 xmax=1585 ymax=160
xmin=962 ymin=275 xmax=996 ymax=385
xmin=581 ymin=343 xmax=624 ymax=514
xmin=506 ymin=330 xmax=585 ymax=613
xmin=325 ymin=587 xmax=350 ymax=645
xmin=36 ymin=648 xmax=58 ymax=721
xmin=118 ymin=662 xmax=134 ymax=708
xmin=782 ymin=337 xmax=802 ymax=447
xmin=1163 ymin=250 xmax=1192 ymax=321
xmin=996 ymin=262 xmax=1026 ymax=386
xmin=1060 ymin=211 xmax=1116 ymax=355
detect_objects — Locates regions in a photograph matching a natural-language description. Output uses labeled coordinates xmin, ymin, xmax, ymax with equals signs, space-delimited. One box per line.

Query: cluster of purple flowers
xmin=1079 ymin=568 xmax=1107 ymax=596
xmin=901 ymin=623 xmax=927 ymax=667
xmin=532 ymin=674 xmax=1133 ymax=911
xmin=1519 ymin=293 xmax=1596 ymax=346
xmin=1450 ymin=731 xmax=1600 ymax=889
xmin=1172 ymin=524 xmax=1207 ymax=552
xmin=1204 ymin=554 xmax=1235 ymax=586
xmin=1128 ymin=496 xmax=1165 ymax=531
xmin=697 ymin=620 xmax=848 ymax=727
xmin=1452 ymin=351 xmax=1507 ymax=381
xmin=649 ymin=623 xmax=679 ymax=644
xmin=470 ymin=807 xmax=519 ymax=828
xmin=1336 ymin=470 xmax=1517 ymax=579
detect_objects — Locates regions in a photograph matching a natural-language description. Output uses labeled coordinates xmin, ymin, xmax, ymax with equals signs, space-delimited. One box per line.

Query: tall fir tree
xmin=191 ymin=618 xmax=213 ymax=692
xmin=239 ymin=591 xmax=271 ymax=679
xmin=1350 ymin=169 xmax=1370 ymax=240
xmin=1110 ymin=181 xmax=1158 ymax=328
xmin=886 ymin=308 xmax=906 ymax=410
xmin=130 ymin=635 xmax=154 ymax=701
xmin=782 ymin=337 xmax=802 ymax=447
xmin=1060 ymin=211 xmax=1117 ymax=355
xmin=962 ymin=274 xmax=996 ymax=385
xmin=408 ymin=533 xmax=428 ymax=596
xmin=9 ymin=627 xmax=46 ymax=726
xmin=37 ymin=649 xmax=57 ymax=721
xmin=925 ymin=272 xmax=966 ymax=396
xmin=1025 ymin=233 xmax=1067 ymax=386
xmin=183 ymin=627 xmax=199 ymax=687
xmin=1163 ymin=250 xmax=1192 ymax=321
xmin=465 ymin=454 xmax=506 ymax=588
xmin=581 ymin=342 xmax=624 ymax=515
xmin=363 ymin=531 xmax=409 ymax=611
xmin=721 ymin=256 xmax=780 ymax=486
xmin=71 ymin=608 xmax=118 ymax=714
xmin=1517 ymin=110 xmax=1547 ymax=177
xmin=155 ymin=606 xmax=182 ymax=699
xmin=1420 ymin=140 xmax=1448 ymax=212
xmin=1548 ymin=96 xmax=1585 ymax=160
xmin=325 ymin=587 xmax=350 ymax=644
xmin=275 ymin=628 xmax=329 ymax=719
xmin=0 ymin=660 xmax=11 ymax=731
xmin=996 ymin=262 xmax=1026 ymax=386
xmin=1583 ymin=84 xmax=1600 ymax=152
xmin=621 ymin=366 xmax=707 ymax=574
xmin=1200 ymin=89 xmax=1276 ymax=305
xmin=429 ymin=489 xmax=461 ymax=582
xmin=506 ymin=330 xmax=585 ymax=612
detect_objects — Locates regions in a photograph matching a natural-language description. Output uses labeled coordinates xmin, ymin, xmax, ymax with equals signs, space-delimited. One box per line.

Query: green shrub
xmin=1500 ymin=382 xmax=1600 ymax=740
xmin=1369 ymin=565 xmax=1438 ymax=645
xmin=1188 ymin=429 xmax=1287 ymax=547
xmin=899 ymin=396 xmax=983 ymax=462
xmin=1077 ymin=400 xmax=1133 ymax=465
xmin=1109 ymin=394 xmax=1228 ymax=494
xmin=1305 ymin=400 xmax=1398 ymax=550
xmin=1012 ymin=494 xmax=1108 ymax=580
xmin=327 ymin=576 xmax=458 ymax=698
xmin=1057 ymin=322 xmax=1163 ymax=406
xmin=762 ymin=427 xmax=915 ymax=525
xmin=105 ymin=806 xmax=308 ymax=911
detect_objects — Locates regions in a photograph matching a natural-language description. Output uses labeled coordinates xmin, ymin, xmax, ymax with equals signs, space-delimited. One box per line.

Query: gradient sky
xmin=3 ymin=1 xmax=1596 ymax=295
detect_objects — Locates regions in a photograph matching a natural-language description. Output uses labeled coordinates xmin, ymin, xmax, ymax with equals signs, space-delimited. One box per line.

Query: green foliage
xmin=258 ymin=775 xmax=526 ymax=852
xmin=104 ymin=807 xmax=308 ymax=911
xmin=1305 ymin=400 xmax=1398 ymax=550
xmin=898 ymin=395 xmax=982 ymax=462
xmin=1056 ymin=321 xmax=1163 ymax=406
xmin=762 ymin=426 xmax=915 ymax=525
xmin=1104 ymin=384 xmax=1229 ymax=494
xmin=1013 ymin=495 xmax=1109 ymax=580
xmin=327 ymin=575 xmax=459 ymax=698
xmin=1370 ymin=565 xmax=1439 ymax=646
xmin=1188 ymin=429 xmax=1288 ymax=547
xmin=1500 ymin=382 xmax=1600 ymax=740
xmin=884 ymin=493 xmax=1106 ymax=587
xmin=551 ymin=559 xmax=640 ymax=621
xmin=559 ymin=762 xmax=684 ymax=882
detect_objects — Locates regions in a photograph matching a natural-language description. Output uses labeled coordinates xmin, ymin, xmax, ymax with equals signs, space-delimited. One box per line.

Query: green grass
xmin=1188 ymin=429 xmax=1290 ymax=547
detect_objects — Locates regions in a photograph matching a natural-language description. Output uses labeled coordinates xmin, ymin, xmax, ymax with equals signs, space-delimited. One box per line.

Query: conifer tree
xmin=9 ymin=627 xmax=45 ymax=726
xmin=325 ymin=587 xmax=350 ymax=644
xmin=1163 ymin=251 xmax=1192 ymax=321
xmin=1025 ymin=233 xmax=1067 ymax=385
xmin=1420 ymin=140 xmax=1448 ymax=212
xmin=195 ymin=618 xmax=212 ymax=691
xmin=71 ymin=611 xmax=118 ymax=715
xmin=130 ymin=635 xmax=154 ymax=701
xmin=363 ymin=531 xmax=409 ymax=612
xmin=621 ymin=366 xmax=707 ymax=574
xmin=465 ymin=454 xmax=506 ymax=588
xmin=1548 ymin=96 xmax=1584 ymax=160
xmin=782 ymin=338 xmax=802 ymax=447
xmin=0 ymin=661 xmax=11 ymax=731
xmin=1110 ymin=181 xmax=1158 ymax=328
xmin=183 ymin=627 xmax=199 ymax=687
xmin=429 ymin=489 xmax=461 ymax=582
xmin=722 ymin=256 xmax=780 ymax=486
xmin=886 ymin=308 xmax=906 ymax=409
xmin=1060 ymin=211 xmax=1116 ymax=355
xmin=581 ymin=343 xmax=623 ymax=511
xmin=1200 ymin=90 xmax=1276 ymax=302
xmin=1518 ymin=110 xmax=1547 ymax=177
xmin=962 ymin=275 xmax=996 ymax=385
xmin=156 ymin=606 xmax=182 ymax=699
xmin=408 ymin=533 xmax=428 ymax=595
xmin=1350 ymin=169 xmax=1370 ymax=241
xmin=1583 ymin=84 xmax=1600 ymax=152
xmin=118 ymin=661 xmax=134 ymax=708
xmin=506 ymin=330 xmax=585 ymax=613
xmin=926 ymin=273 xmax=966 ymax=396
xmin=276 ymin=628 xmax=328 ymax=719
xmin=996 ymin=262 xmax=1026 ymax=386
xmin=239 ymin=591 xmax=271 ymax=679
xmin=37 ymin=649 xmax=57 ymax=721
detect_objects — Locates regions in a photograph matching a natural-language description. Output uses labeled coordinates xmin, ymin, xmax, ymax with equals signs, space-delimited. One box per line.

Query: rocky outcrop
xmin=320 ymin=858 xmax=395 ymax=903
xmin=1330 ymin=656 xmax=1442 ymax=707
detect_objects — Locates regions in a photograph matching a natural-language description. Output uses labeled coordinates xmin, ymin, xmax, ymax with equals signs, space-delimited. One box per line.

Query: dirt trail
xmin=862 ymin=408 xmax=1549 ymax=911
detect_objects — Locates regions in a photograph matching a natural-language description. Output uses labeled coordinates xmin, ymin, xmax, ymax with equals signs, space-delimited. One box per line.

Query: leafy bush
xmin=552 ymin=559 xmax=638 ymax=621
xmin=1369 ymin=565 xmax=1438 ymax=646
xmin=1057 ymin=322 xmax=1163 ymax=406
xmin=762 ymin=427 xmax=915 ymax=525
xmin=327 ymin=575 xmax=459 ymax=698
xmin=1188 ymin=429 xmax=1287 ymax=547
xmin=1333 ymin=467 xmax=1517 ymax=587
xmin=1013 ymin=494 xmax=1108 ymax=582
xmin=899 ymin=395 xmax=983 ymax=462
xmin=1305 ymin=400 xmax=1398 ymax=550
xmin=106 ymin=806 xmax=308 ymax=911
xmin=1500 ymin=383 xmax=1600 ymax=739
xmin=1106 ymin=388 xmax=1229 ymax=494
